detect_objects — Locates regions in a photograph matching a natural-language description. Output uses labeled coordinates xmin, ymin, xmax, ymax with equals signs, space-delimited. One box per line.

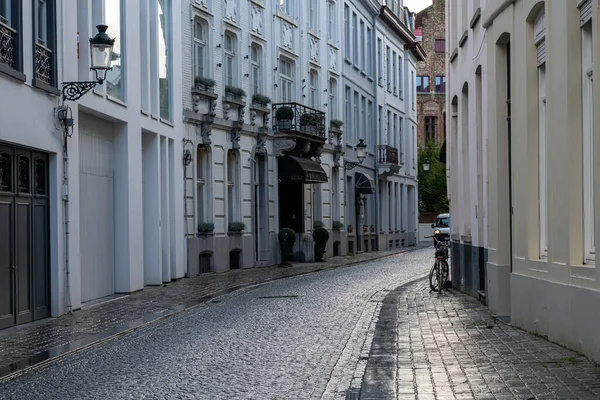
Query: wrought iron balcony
xmin=35 ymin=43 xmax=53 ymax=85
xmin=272 ymin=102 xmax=326 ymax=139
xmin=378 ymin=145 xmax=399 ymax=165
xmin=0 ymin=21 xmax=16 ymax=69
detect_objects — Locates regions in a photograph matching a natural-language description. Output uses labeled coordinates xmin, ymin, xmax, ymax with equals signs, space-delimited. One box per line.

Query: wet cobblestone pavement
xmin=0 ymin=249 xmax=431 ymax=399
xmin=361 ymin=281 xmax=600 ymax=400
xmin=0 ymin=248 xmax=417 ymax=380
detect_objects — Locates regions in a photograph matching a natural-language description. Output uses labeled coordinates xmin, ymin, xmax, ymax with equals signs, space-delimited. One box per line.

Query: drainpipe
xmin=372 ymin=12 xmax=380 ymax=251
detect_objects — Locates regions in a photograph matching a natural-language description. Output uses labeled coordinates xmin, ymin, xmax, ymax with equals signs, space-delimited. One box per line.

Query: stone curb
xmin=0 ymin=246 xmax=427 ymax=383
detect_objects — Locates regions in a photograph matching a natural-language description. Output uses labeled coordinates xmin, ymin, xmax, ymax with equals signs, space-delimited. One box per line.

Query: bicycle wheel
xmin=441 ymin=261 xmax=449 ymax=289
xmin=429 ymin=263 xmax=440 ymax=291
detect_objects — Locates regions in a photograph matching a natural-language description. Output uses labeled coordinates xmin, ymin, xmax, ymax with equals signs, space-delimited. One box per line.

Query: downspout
xmin=372 ymin=12 xmax=380 ymax=251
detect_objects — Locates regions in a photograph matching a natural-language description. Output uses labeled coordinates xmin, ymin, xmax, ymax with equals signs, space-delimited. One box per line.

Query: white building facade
xmin=448 ymin=0 xmax=600 ymax=363
xmin=0 ymin=0 xmax=185 ymax=329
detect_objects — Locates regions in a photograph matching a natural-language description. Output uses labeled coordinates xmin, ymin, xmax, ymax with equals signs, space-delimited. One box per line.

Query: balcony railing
xmin=35 ymin=43 xmax=53 ymax=85
xmin=0 ymin=21 xmax=16 ymax=69
xmin=272 ymin=102 xmax=326 ymax=138
xmin=378 ymin=145 xmax=399 ymax=165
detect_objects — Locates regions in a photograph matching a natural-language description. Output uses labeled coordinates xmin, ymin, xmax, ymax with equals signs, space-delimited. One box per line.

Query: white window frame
xmin=377 ymin=38 xmax=383 ymax=85
xmin=386 ymin=46 xmax=391 ymax=92
xmin=309 ymin=69 xmax=319 ymax=108
xmin=367 ymin=27 xmax=373 ymax=77
xmin=329 ymin=77 xmax=337 ymax=120
xmin=309 ymin=0 xmax=317 ymax=30
xmin=250 ymin=43 xmax=262 ymax=96
xmin=360 ymin=95 xmax=366 ymax=141
xmin=581 ymin=18 xmax=595 ymax=263
xmin=345 ymin=86 xmax=351 ymax=140
xmin=360 ymin=20 xmax=365 ymax=71
xmin=352 ymin=12 xmax=358 ymax=65
xmin=37 ymin=0 xmax=47 ymax=45
xmin=196 ymin=147 xmax=211 ymax=224
xmin=279 ymin=57 xmax=294 ymax=102
xmin=227 ymin=151 xmax=240 ymax=224
xmin=392 ymin=50 xmax=397 ymax=95
xmin=193 ymin=19 xmax=207 ymax=80
xmin=353 ymin=91 xmax=359 ymax=144
xmin=538 ymin=63 xmax=548 ymax=258
xmin=367 ymin=100 xmax=373 ymax=150
xmin=328 ymin=0 xmax=336 ymax=42
xmin=344 ymin=4 xmax=350 ymax=58
xmin=0 ymin=0 xmax=11 ymax=25
xmin=280 ymin=0 xmax=294 ymax=17
xmin=398 ymin=54 xmax=403 ymax=98
xmin=224 ymin=31 xmax=237 ymax=87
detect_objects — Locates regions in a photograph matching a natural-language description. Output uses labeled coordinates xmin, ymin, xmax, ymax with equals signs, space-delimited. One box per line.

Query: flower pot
xmin=278 ymin=119 xmax=292 ymax=130
xmin=279 ymin=241 xmax=294 ymax=267
xmin=314 ymin=241 xmax=327 ymax=262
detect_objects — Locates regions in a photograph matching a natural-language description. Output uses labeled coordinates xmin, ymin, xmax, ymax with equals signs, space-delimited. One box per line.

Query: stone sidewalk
xmin=0 ymin=247 xmax=418 ymax=382
xmin=361 ymin=279 xmax=600 ymax=400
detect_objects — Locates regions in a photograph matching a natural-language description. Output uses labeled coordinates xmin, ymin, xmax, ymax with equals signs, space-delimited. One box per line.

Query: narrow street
xmin=0 ymin=250 xmax=432 ymax=399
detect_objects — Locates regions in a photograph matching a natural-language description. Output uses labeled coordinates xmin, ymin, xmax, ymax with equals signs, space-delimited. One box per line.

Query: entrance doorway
xmin=0 ymin=145 xmax=50 ymax=330
xmin=254 ymin=155 xmax=269 ymax=261
xmin=278 ymin=181 xmax=303 ymax=233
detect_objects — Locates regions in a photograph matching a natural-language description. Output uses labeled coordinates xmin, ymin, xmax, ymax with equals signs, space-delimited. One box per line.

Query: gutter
xmin=482 ymin=0 xmax=516 ymax=29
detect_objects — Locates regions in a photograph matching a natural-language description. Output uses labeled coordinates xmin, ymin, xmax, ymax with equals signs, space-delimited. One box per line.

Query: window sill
xmin=141 ymin=109 xmax=150 ymax=116
xmin=353 ymin=65 xmax=360 ymax=72
xmin=160 ymin=118 xmax=175 ymax=127
xmin=32 ymin=78 xmax=60 ymax=96
xmin=344 ymin=58 xmax=352 ymax=65
xmin=93 ymin=88 xmax=105 ymax=97
xmin=107 ymin=95 xmax=127 ymax=108
xmin=0 ymin=65 xmax=26 ymax=82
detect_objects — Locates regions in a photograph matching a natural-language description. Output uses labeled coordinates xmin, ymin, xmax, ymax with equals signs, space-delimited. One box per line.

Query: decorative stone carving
xmin=231 ymin=127 xmax=241 ymax=150
xmin=282 ymin=23 xmax=293 ymax=49
xmin=329 ymin=47 xmax=337 ymax=71
xmin=239 ymin=105 xmax=246 ymax=122
xmin=264 ymin=113 xmax=270 ymax=127
xmin=310 ymin=37 xmax=319 ymax=62
xmin=192 ymin=93 xmax=201 ymax=112
xmin=273 ymin=138 xmax=296 ymax=157
xmin=255 ymin=129 xmax=267 ymax=155
xmin=251 ymin=5 xmax=263 ymax=34
xmin=224 ymin=0 xmax=237 ymax=21
xmin=250 ymin=110 xmax=257 ymax=126
xmin=210 ymin=100 xmax=217 ymax=116
xmin=333 ymin=145 xmax=343 ymax=168
xmin=196 ymin=123 xmax=212 ymax=146
xmin=223 ymin=102 xmax=231 ymax=120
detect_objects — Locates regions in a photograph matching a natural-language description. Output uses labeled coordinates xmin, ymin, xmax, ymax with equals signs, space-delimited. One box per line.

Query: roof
xmin=379 ymin=6 xmax=427 ymax=62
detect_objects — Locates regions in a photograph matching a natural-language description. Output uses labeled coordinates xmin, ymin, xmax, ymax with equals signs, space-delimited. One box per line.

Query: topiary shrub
xmin=312 ymin=227 xmax=329 ymax=243
xmin=278 ymin=227 xmax=296 ymax=244
xmin=197 ymin=222 xmax=215 ymax=234
xmin=228 ymin=221 xmax=246 ymax=233
xmin=275 ymin=106 xmax=294 ymax=120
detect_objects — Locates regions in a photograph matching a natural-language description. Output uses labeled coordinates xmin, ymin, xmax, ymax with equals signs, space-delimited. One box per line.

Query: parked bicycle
xmin=425 ymin=235 xmax=450 ymax=293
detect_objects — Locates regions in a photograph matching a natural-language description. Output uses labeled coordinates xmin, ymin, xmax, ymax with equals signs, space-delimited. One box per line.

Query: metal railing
xmin=35 ymin=42 xmax=53 ymax=85
xmin=0 ymin=21 xmax=16 ymax=69
xmin=378 ymin=145 xmax=399 ymax=165
xmin=272 ymin=102 xmax=326 ymax=138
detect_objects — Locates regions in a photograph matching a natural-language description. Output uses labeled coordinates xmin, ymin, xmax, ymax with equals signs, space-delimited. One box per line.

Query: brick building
xmin=415 ymin=0 xmax=446 ymax=147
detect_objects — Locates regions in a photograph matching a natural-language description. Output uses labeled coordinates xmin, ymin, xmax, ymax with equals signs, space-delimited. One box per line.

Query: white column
xmin=160 ymin=136 xmax=171 ymax=282
xmin=142 ymin=133 xmax=162 ymax=285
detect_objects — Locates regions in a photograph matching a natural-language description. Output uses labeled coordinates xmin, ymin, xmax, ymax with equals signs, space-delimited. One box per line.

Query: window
xmin=33 ymin=0 xmax=57 ymax=87
xmin=309 ymin=69 xmax=318 ymax=108
xmin=417 ymin=75 xmax=429 ymax=92
xmin=392 ymin=50 xmax=397 ymax=94
xmin=250 ymin=43 xmax=262 ymax=96
xmin=361 ymin=96 xmax=366 ymax=141
xmin=378 ymin=106 xmax=383 ymax=145
xmin=227 ymin=151 xmax=240 ymax=223
xmin=279 ymin=57 xmax=294 ymax=102
xmin=353 ymin=91 xmax=359 ymax=143
xmin=158 ymin=0 xmax=172 ymax=120
xmin=368 ymin=101 xmax=373 ymax=150
xmin=196 ymin=147 xmax=210 ymax=224
xmin=224 ymin=31 xmax=236 ymax=87
xmin=425 ymin=117 xmax=437 ymax=142
xmin=398 ymin=54 xmax=403 ymax=97
xmin=435 ymin=39 xmax=445 ymax=53
xmin=367 ymin=27 xmax=373 ymax=77
xmin=581 ymin=14 xmax=595 ymax=262
xmin=344 ymin=4 xmax=350 ymax=58
xmin=399 ymin=117 xmax=404 ymax=160
xmin=329 ymin=78 xmax=337 ymax=120
xmin=280 ymin=0 xmax=294 ymax=17
xmin=309 ymin=0 xmax=317 ymax=30
xmin=328 ymin=1 xmax=336 ymax=41
xmin=386 ymin=46 xmax=391 ymax=91
xmin=535 ymin=8 xmax=547 ymax=258
xmin=386 ymin=111 xmax=391 ymax=145
xmin=0 ymin=0 xmax=11 ymax=24
xmin=193 ymin=19 xmax=207 ymax=80
xmin=435 ymin=76 xmax=446 ymax=92
xmin=411 ymin=71 xmax=415 ymax=109
xmin=393 ymin=114 xmax=397 ymax=147
xmin=352 ymin=13 xmax=358 ymax=64
xmin=345 ymin=86 xmax=351 ymax=138
xmin=377 ymin=38 xmax=383 ymax=84
xmin=360 ymin=20 xmax=365 ymax=70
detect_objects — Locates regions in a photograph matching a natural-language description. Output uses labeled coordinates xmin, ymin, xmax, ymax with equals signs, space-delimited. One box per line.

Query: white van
xmin=431 ymin=213 xmax=450 ymax=244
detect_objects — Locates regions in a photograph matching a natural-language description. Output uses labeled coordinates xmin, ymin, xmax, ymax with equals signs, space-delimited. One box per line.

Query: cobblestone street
xmin=1 ymin=248 xmax=599 ymax=399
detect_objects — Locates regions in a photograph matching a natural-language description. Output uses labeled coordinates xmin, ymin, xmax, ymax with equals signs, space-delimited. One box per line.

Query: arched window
xmin=250 ymin=43 xmax=262 ymax=95
xmin=279 ymin=57 xmax=295 ymax=102
xmin=309 ymin=69 xmax=319 ymax=108
xmin=193 ymin=18 xmax=208 ymax=80
xmin=224 ymin=31 xmax=237 ymax=87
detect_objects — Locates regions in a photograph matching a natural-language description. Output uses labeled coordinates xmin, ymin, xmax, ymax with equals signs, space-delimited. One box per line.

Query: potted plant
xmin=299 ymin=113 xmax=315 ymax=127
xmin=275 ymin=106 xmax=294 ymax=130
xmin=197 ymin=222 xmax=215 ymax=236
xmin=225 ymin=85 xmax=246 ymax=99
xmin=195 ymin=76 xmax=216 ymax=91
xmin=313 ymin=220 xmax=324 ymax=229
xmin=278 ymin=227 xmax=296 ymax=267
xmin=228 ymin=221 xmax=246 ymax=235
xmin=252 ymin=94 xmax=271 ymax=107
xmin=348 ymin=224 xmax=353 ymax=234
xmin=312 ymin=227 xmax=330 ymax=262
xmin=332 ymin=221 xmax=343 ymax=231
xmin=330 ymin=119 xmax=343 ymax=129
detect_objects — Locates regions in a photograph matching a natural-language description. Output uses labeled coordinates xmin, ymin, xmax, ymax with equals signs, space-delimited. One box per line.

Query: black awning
xmin=355 ymin=172 xmax=376 ymax=194
xmin=278 ymin=155 xmax=328 ymax=183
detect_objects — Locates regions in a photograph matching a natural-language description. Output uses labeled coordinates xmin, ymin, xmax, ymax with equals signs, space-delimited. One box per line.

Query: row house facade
xmin=0 ymin=0 xmax=185 ymax=329
xmin=183 ymin=0 xmax=424 ymax=273
xmin=448 ymin=0 xmax=600 ymax=363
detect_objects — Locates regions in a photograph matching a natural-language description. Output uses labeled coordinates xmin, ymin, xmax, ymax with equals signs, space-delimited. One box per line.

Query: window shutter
xmin=537 ymin=39 xmax=547 ymax=66
xmin=580 ymin=0 xmax=593 ymax=26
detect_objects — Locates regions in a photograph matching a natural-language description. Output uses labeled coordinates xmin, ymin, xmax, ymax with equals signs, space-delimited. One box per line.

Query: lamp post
xmin=344 ymin=139 xmax=367 ymax=170
xmin=62 ymin=25 xmax=116 ymax=102
xmin=423 ymin=158 xmax=430 ymax=172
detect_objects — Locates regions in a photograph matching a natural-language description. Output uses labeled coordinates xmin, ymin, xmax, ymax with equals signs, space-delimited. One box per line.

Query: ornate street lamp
xmin=345 ymin=139 xmax=368 ymax=170
xmin=62 ymin=25 xmax=116 ymax=102
xmin=423 ymin=158 xmax=430 ymax=172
